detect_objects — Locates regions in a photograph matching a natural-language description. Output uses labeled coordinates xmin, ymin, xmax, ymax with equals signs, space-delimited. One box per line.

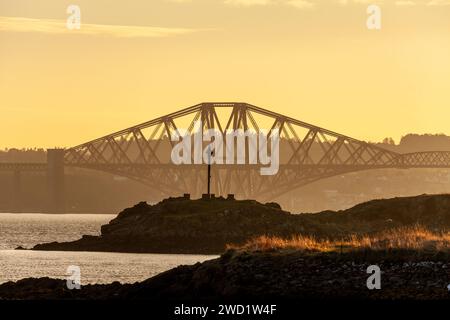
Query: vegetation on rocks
xmin=229 ymin=225 xmax=450 ymax=259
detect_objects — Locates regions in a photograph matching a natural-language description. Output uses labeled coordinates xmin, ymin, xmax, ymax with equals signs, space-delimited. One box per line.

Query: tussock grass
xmin=228 ymin=225 xmax=450 ymax=253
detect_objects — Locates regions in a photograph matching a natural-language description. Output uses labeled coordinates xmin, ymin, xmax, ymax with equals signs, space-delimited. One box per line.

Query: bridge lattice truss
xmin=64 ymin=103 xmax=450 ymax=201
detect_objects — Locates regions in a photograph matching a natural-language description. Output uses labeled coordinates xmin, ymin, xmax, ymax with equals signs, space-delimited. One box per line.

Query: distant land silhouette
xmin=2 ymin=133 xmax=450 ymax=213
xmin=5 ymin=133 xmax=450 ymax=162
xmin=375 ymin=133 xmax=450 ymax=153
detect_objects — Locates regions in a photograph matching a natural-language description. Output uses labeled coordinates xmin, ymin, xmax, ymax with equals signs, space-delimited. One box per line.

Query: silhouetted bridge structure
xmin=3 ymin=102 xmax=450 ymax=212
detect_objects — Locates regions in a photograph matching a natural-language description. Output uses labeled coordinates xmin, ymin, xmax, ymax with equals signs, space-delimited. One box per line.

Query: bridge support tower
xmin=47 ymin=149 xmax=65 ymax=213
xmin=11 ymin=170 xmax=22 ymax=213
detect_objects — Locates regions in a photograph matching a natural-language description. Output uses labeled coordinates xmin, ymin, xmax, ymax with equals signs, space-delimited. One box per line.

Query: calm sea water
xmin=0 ymin=213 xmax=216 ymax=284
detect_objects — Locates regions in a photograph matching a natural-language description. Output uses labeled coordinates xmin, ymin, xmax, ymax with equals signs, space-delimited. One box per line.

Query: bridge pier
xmin=47 ymin=149 xmax=65 ymax=213
xmin=11 ymin=170 xmax=22 ymax=213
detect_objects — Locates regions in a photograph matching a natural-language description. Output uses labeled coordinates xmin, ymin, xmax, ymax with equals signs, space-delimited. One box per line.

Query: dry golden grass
xmin=228 ymin=225 xmax=450 ymax=253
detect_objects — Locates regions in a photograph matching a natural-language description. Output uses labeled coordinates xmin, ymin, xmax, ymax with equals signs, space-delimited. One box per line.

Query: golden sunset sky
xmin=0 ymin=0 xmax=449 ymax=148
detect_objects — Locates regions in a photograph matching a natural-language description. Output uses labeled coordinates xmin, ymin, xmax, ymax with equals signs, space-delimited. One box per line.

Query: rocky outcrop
xmin=32 ymin=197 xmax=308 ymax=254
xmin=31 ymin=194 xmax=450 ymax=254
xmin=310 ymin=194 xmax=450 ymax=233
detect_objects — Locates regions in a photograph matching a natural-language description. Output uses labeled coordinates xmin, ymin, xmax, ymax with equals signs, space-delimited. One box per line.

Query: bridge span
xmin=3 ymin=102 xmax=450 ymax=212
xmin=0 ymin=150 xmax=64 ymax=213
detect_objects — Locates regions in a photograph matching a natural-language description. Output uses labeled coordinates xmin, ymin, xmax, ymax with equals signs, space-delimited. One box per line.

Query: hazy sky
xmin=1 ymin=0 xmax=449 ymax=148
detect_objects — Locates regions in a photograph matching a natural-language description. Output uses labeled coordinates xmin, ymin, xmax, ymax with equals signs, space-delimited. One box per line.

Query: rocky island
xmin=31 ymin=194 xmax=450 ymax=254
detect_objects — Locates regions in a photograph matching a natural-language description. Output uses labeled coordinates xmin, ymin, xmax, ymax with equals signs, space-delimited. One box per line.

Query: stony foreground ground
xmin=1 ymin=250 xmax=449 ymax=300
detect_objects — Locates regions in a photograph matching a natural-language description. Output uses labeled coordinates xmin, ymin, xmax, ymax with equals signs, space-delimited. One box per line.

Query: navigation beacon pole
xmin=207 ymin=146 xmax=213 ymax=197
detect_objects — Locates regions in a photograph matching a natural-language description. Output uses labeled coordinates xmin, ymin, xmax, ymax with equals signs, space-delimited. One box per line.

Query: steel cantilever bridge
xmin=61 ymin=102 xmax=450 ymax=202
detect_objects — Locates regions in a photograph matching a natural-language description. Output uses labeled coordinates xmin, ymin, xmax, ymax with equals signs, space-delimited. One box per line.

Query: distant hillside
xmin=376 ymin=133 xmax=450 ymax=153
xmin=3 ymin=134 xmax=450 ymax=214
xmin=0 ymin=148 xmax=47 ymax=163
xmin=32 ymin=194 xmax=450 ymax=254
xmin=3 ymin=133 xmax=450 ymax=163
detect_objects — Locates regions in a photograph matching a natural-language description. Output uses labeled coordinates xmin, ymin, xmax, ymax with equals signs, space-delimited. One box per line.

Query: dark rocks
xmin=265 ymin=202 xmax=282 ymax=210
xmin=1 ymin=251 xmax=449 ymax=300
